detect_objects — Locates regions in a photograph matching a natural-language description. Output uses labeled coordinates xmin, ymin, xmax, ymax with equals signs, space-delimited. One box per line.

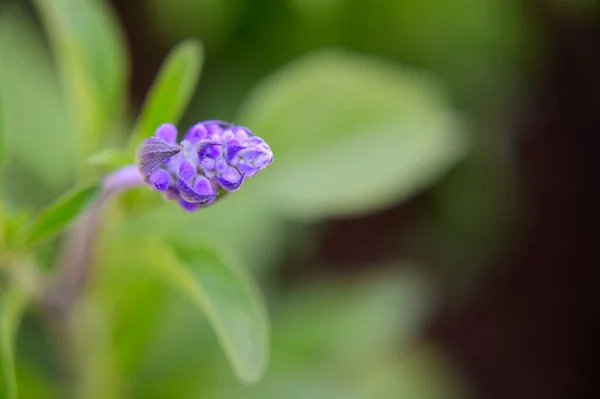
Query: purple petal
xmin=136 ymin=137 xmax=182 ymax=176
xmin=184 ymin=123 xmax=209 ymax=143
xmin=201 ymin=157 xmax=217 ymax=178
xmin=148 ymin=169 xmax=171 ymax=191
xmin=155 ymin=123 xmax=178 ymax=143
xmin=178 ymin=198 xmax=200 ymax=212
xmin=250 ymin=152 xmax=274 ymax=169
xmin=178 ymin=161 xmax=196 ymax=181
xmin=196 ymin=140 xmax=222 ymax=160
xmin=194 ymin=175 xmax=217 ymax=197
xmin=236 ymin=148 xmax=273 ymax=176
xmin=237 ymin=163 xmax=260 ymax=177
xmin=177 ymin=178 xmax=217 ymax=204
xmin=216 ymin=165 xmax=244 ymax=191
xmin=244 ymin=136 xmax=267 ymax=148
xmin=225 ymin=141 xmax=245 ymax=164
xmin=204 ymin=120 xmax=230 ymax=136
xmin=241 ymin=149 xmax=268 ymax=162
xmin=228 ymin=126 xmax=251 ymax=141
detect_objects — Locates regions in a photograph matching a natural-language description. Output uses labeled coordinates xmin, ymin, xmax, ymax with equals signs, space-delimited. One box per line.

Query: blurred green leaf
xmin=71 ymin=297 xmax=124 ymax=399
xmin=123 ymin=187 xmax=288 ymax=272
xmin=20 ymin=183 xmax=100 ymax=245
xmin=129 ymin=40 xmax=204 ymax=151
xmin=0 ymin=97 xmax=5 ymax=171
xmin=87 ymin=147 xmax=130 ymax=171
xmin=271 ymin=266 xmax=434 ymax=368
xmin=344 ymin=0 xmax=536 ymax=114
xmin=144 ymin=0 xmax=242 ymax=50
xmin=426 ymin=136 xmax=518 ymax=289
xmin=0 ymin=283 xmax=29 ymax=399
xmin=90 ymin=235 xmax=171 ymax=376
xmin=139 ymin=241 xmax=269 ymax=384
xmin=33 ymin=0 xmax=129 ymax=155
xmin=14 ymin=362 xmax=60 ymax=399
xmin=1 ymin=210 xmax=31 ymax=252
xmin=239 ymin=50 xmax=469 ymax=219
xmin=357 ymin=344 xmax=472 ymax=399
xmin=203 ymin=267 xmax=438 ymax=399
xmin=0 ymin=5 xmax=76 ymax=203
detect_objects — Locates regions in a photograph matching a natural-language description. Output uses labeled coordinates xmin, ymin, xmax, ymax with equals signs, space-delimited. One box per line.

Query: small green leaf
xmin=141 ymin=241 xmax=269 ymax=384
xmin=129 ymin=40 xmax=204 ymax=151
xmin=33 ymin=0 xmax=129 ymax=154
xmin=239 ymin=50 xmax=469 ymax=219
xmin=21 ymin=183 xmax=101 ymax=245
xmin=0 ymin=283 xmax=29 ymax=399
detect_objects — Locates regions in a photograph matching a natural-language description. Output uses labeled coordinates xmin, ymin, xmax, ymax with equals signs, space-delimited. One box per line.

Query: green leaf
xmin=33 ymin=0 xmax=129 ymax=154
xmin=0 ymin=5 xmax=77 ymax=202
xmin=140 ymin=240 xmax=269 ymax=384
xmin=271 ymin=266 xmax=434 ymax=368
xmin=129 ymin=40 xmax=204 ymax=151
xmin=123 ymin=187 xmax=288 ymax=273
xmin=21 ymin=183 xmax=101 ymax=245
xmin=239 ymin=50 xmax=469 ymax=219
xmin=0 ymin=94 xmax=5 ymax=171
xmin=87 ymin=147 xmax=130 ymax=170
xmin=0 ymin=283 xmax=29 ymax=399
xmin=202 ymin=266 xmax=438 ymax=399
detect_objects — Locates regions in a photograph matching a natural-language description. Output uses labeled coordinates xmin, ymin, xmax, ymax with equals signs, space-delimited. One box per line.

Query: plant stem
xmin=45 ymin=165 xmax=143 ymax=311
xmin=41 ymin=165 xmax=142 ymax=396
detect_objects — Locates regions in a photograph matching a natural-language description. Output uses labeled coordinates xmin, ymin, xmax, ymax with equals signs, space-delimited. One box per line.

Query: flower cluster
xmin=136 ymin=121 xmax=273 ymax=211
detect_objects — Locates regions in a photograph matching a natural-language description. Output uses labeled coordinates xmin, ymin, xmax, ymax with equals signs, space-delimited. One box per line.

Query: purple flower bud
xmin=178 ymin=161 xmax=196 ymax=182
xmin=185 ymin=120 xmax=231 ymax=143
xmin=184 ymin=123 xmax=208 ymax=143
xmin=197 ymin=141 xmax=222 ymax=160
xmin=155 ymin=123 xmax=178 ymax=143
xmin=236 ymin=149 xmax=273 ymax=177
xmin=194 ymin=125 xmax=273 ymax=192
xmin=215 ymin=162 xmax=244 ymax=191
xmin=225 ymin=126 xmax=251 ymax=142
xmin=136 ymin=121 xmax=273 ymax=211
xmin=225 ymin=142 xmax=244 ymax=164
xmin=177 ymin=178 xmax=217 ymax=205
xmin=149 ymin=169 xmax=171 ymax=191
xmin=200 ymin=157 xmax=217 ymax=178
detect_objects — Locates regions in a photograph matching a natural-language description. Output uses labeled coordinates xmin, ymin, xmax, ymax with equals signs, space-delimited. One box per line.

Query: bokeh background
xmin=1 ymin=0 xmax=598 ymax=398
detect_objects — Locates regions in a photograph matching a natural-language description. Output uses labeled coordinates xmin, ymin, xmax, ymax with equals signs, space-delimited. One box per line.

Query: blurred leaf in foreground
xmin=33 ymin=0 xmax=129 ymax=155
xmin=122 ymin=187 xmax=288 ymax=272
xmin=0 ymin=98 xmax=5 ymax=172
xmin=239 ymin=49 xmax=469 ymax=220
xmin=0 ymin=5 xmax=76 ymax=204
xmin=119 ymin=238 xmax=269 ymax=384
xmin=204 ymin=266 xmax=441 ymax=399
xmin=270 ymin=266 xmax=435 ymax=368
xmin=0 ymin=283 xmax=30 ymax=399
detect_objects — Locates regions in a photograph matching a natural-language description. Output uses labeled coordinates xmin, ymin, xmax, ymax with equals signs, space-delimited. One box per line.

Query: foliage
xmin=0 ymin=0 xmax=534 ymax=397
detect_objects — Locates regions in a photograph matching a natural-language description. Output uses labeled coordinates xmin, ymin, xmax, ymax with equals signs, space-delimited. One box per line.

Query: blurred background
xmin=1 ymin=0 xmax=598 ymax=398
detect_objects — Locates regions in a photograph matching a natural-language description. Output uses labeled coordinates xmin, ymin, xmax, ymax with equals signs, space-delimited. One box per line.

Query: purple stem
xmin=46 ymin=165 xmax=143 ymax=311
